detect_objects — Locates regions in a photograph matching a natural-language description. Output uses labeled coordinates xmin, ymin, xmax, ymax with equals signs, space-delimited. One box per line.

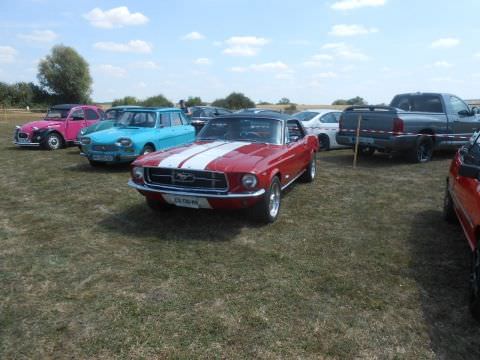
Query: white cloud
xmin=250 ymin=61 xmax=289 ymax=72
xmin=322 ymin=42 xmax=369 ymax=61
xmin=94 ymin=40 xmax=152 ymax=53
xmin=314 ymin=72 xmax=338 ymax=78
xmin=223 ymin=36 xmax=270 ymax=57
xmin=329 ymin=24 xmax=378 ymax=37
xmin=331 ymin=0 xmax=386 ymax=10
xmin=194 ymin=57 xmax=211 ymax=65
xmin=131 ymin=61 xmax=160 ymax=69
xmin=432 ymin=60 xmax=453 ymax=68
xmin=17 ymin=29 xmax=58 ymax=43
xmin=182 ymin=31 xmax=205 ymax=40
xmin=275 ymin=73 xmax=295 ymax=80
xmin=96 ymin=64 xmax=127 ymax=77
xmin=230 ymin=66 xmax=247 ymax=72
xmin=83 ymin=6 xmax=148 ymax=29
xmin=0 ymin=46 xmax=17 ymax=63
xmin=430 ymin=37 xmax=460 ymax=49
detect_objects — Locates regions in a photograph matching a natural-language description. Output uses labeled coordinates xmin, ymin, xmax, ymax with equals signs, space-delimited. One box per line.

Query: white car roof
xmin=303 ymin=109 xmax=342 ymax=114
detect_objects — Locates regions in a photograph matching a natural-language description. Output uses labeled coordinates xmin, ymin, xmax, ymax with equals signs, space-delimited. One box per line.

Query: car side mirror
xmin=458 ymin=109 xmax=471 ymax=117
xmin=459 ymin=162 xmax=480 ymax=179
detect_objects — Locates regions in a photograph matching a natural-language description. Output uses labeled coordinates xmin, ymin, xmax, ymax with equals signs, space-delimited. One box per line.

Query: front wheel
xmin=470 ymin=247 xmax=480 ymax=321
xmin=357 ymin=146 xmax=375 ymax=157
xmin=141 ymin=145 xmax=155 ymax=155
xmin=318 ymin=134 xmax=330 ymax=151
xmin=408 ymin=135 xmax=433 ymax=163
xmin=42 ymin=133 xmax=63 ymax=150
xmin=442 ymin=182 xmax=456 ymax=223
xmin=253 ymin=177 xmax=281 ymax=223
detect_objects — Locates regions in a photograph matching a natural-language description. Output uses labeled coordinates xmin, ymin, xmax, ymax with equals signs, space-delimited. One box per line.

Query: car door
xmin=84 ymin=108 xmax=101 ymax=127
xmin=448 ymin=95 xmax=479 ymax=138
xmin=170 ymin=111 xmax=195 ymax=144
xmin=453 ymin=141 xmax=480 ymax=246
xmin=320 ymin=112 xmax=340 ymax=147
xmin=66 ymin=108 xmax=86 ymax=140
xmin=284 ymin=120 xmax=309 ymax=180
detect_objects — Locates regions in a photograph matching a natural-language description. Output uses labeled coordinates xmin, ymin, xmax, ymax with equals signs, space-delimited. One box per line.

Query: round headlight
xmin=132 ymin=166 xmax=144 ymax=181
xmin=80 ymin=137 xmax=91 ymax=145
xmin=80 ymin=128 xmax=86 ymax=135
xmin=32 ymin=126 xmax=39 ymax=131
xmin=241 ymin=174 xmax=258 ymax=189
xmin=116 ymin=138 xmax=132 ymax=147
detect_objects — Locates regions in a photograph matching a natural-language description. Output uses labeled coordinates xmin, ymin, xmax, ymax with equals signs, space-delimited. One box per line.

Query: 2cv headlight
xmin=116 ymin=138 xmax=132 ymax=147
xmin=80 ymin=137 xmax=91 ymax=145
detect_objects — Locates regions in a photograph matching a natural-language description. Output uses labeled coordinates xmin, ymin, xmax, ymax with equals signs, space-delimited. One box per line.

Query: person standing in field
xmin=179 ymin=99 xmax=192 ymax=117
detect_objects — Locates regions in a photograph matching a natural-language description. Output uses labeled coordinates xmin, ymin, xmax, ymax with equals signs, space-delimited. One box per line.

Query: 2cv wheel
xmin=42 ymin=132 xmax=63 ymax=150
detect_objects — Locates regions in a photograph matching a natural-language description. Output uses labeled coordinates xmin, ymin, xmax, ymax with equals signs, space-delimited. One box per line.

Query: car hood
xmin=134 ymin=140 xmax=283 ymax=173
xmin=19 ymin=120 xmax=63 ymax=133
xmin=86 ymin=126 xmax=154 ymax=143
xmin=81 ymin=120 xmax=116 ymax=136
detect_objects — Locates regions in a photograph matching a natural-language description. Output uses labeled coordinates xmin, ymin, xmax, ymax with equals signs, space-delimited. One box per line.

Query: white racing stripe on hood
xmin=158 ymin=141 xmax=226 ymax=168
xmin=180 ymin=142 xmax=249 ymax=170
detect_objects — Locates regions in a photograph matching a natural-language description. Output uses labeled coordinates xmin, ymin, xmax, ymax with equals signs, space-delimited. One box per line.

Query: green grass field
xmin=1 ymin=112 xmax=480 ymax=359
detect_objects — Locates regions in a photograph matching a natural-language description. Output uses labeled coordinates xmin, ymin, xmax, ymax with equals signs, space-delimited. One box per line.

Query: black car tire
xmin=253 ymin=177 xmax=281 ymax=223
xmin=42 ymin=132 xmax=63 ymax=150
xmin=300 ymin=153 xmax=316 ymax=183
xmin=408 ymin=135 xmax=434 ymax=163
xmin=442 ymin=182 xmax=457 ymax=223
xmin=141 ymin=145 xmax=155 ymax=155
xmin=318 ymin=134 xmax=330 ymax=151
xmin=146 ymin=197 xmax=172 ymax=211
xmin=470 ymin=246 xmax=480 ymax=321
xmin=356 ymin=146 xmax=375 ymax=157
xmin=89 ymin=160 xmax=105 ymax=167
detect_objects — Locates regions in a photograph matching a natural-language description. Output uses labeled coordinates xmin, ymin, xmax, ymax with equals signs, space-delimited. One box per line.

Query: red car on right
xmin=444 ymin=132 xmax=480 ymax=320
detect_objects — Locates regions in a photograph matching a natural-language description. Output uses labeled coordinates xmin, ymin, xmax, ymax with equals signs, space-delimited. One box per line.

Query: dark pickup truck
xmin=336 ymin=93 xmax=480 ymax=162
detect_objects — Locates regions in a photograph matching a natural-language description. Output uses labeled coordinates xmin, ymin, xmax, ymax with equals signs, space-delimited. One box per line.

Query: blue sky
xmin=1 ymin=0 xmax=480 ymax=104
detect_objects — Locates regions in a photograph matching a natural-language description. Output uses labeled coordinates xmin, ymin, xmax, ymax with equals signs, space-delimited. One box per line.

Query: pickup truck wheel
xmin=442 ymin=182 xmax=457 ymax=223
xmin=141 ymin=145 xmax=155 ymax=155
xmin=301 ymin=153 xmax=316 ymax=183
xmin=146 ymin=197 xmax=172 ymax=211
xmin=318 ymin=134 xmax=330 ymax=151
xmin=357 ymin=146 xmax=375 ymax=157
xmin=253 ymin=177 xmax=281 ymax=223
xmin=470 ymin=246 xmax=480 ymax=321
xmin=409 ymin=135 xmax=433 ymax=163
xmin=43 ymin=133 xmax=63 ymax=150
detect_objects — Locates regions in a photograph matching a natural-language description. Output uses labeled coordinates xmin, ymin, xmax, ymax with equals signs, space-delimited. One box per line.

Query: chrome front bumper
xmin=13 ymin=141 xmax=40 ymax=147
xmin=128 ymin=180 xmax=266 ymax=198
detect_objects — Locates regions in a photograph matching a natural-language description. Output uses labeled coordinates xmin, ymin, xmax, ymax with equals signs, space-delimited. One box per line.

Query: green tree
xmin=111 ymin=96 xmax=140 ymax=107
xmin=257 ymin=101 xmax=272 ymax=105
xmin=185 ymin=96 xmax=204 ymax=107
xmin=212 ymin=92 xmax=255 ymax=110
xmin=277 ymin=97 xmax=291 ymax=105
xmin=37 ymin=44 xmax=92 ymax=103
xmin=141 ymin=94 xmax=173 ymax=107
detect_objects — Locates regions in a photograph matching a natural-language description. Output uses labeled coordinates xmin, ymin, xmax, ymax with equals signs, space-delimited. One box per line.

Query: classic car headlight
xmin=116 ymin=138 xmax=133 ymax=147
xmin=15 ymin=125 xmax=21 ymax=129
xmin=80 ymin=128 xmax=87 ymax=135
xmin=132 ymin=166 xmax=144 ymax=181
xmin=80 ymin=137 xmax=91 ymax=145
xmin=242 ymin=174 xmax=258 ymax=189
xmin=32 ymin=126 xmax=39 ymax=131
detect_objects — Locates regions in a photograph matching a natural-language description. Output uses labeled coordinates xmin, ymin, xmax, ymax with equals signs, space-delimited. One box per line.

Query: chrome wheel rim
xmin=143 ymin=148 xmax=152 ymax=155
xmin=48 ymin=136 xmax=60 ymax=149
xmin=310 ymin=157 xmax=316 ymax=179
xmin=268 ymin=182 xmax=281 ymax=218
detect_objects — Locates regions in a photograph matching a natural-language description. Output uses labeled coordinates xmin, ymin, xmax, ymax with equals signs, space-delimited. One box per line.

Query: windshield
xmin=198 ymin=117 xmax=283 ymax=144
xmin=45 ymin=108 xmax=69 ymax=119
xmin=105 ymin=109 xmax=120 ymax=120
xmin=117 ymin=111 xmax=156 ymax=128
xmin=294 ymin=111 xmax=318 ymax=121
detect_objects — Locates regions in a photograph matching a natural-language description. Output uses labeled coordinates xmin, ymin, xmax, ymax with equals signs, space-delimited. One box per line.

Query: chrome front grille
xmin=92 ymin=144 xmax=118 ymax=152
xmin=146 ymin=168 xmax=228 ymax=191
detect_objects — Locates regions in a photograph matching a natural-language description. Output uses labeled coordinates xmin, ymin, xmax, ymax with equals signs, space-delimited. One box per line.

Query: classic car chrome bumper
xmin=13 ymin=141 xmax=41 ymax=147
xmin=128 ymin=180 xmax=266 ymax=198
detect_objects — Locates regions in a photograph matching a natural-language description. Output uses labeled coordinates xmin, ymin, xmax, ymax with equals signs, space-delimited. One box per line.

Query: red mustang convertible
xmin=444 ymin=132 xmax=480 ymax=319
xmin=128 ymin=113 xmax=319 ymax=222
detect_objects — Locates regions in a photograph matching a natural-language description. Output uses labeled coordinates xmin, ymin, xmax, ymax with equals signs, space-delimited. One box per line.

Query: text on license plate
xmin=92 ymin=154 xmax=114 ymax=161
xmin=18 ymin=138 xmax=30 ymax=143
xmin=162 ymin=194 xmax=211 ymax=209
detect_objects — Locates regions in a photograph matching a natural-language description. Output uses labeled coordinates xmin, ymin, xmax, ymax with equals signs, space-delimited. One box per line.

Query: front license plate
xmin=92 ymin=154 xmax=114 ymax=161
xmin=172 ymin=196 xmax=200 ymax=208
xmin=18 ymin=138 xmax=29 ymax=143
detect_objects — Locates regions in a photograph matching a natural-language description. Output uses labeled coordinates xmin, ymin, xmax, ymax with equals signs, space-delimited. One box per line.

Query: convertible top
xmin=50 ymin=104 xmax=81 ymax=110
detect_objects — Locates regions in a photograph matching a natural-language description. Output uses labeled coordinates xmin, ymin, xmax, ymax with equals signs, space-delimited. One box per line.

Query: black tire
xmin=146 ymin=197 xmax=172 ymax=211
xmin=253 ymin=177 xmax=282 ymax=223
xmin=357 ymin=146 xmax=375 ymax=157
xmin=141 ymin=145 xmax=155 ymax=155
xmin=318 ymin=134 xmax=330 ymax=151
xmin=470 ymin=246 xmax=480 ymax=321
xmin=442 ymin=182 xmax=457 ymax=223
xmin=42 ymin=132 xmax=63 ymax=150
xmin=300 ymin=153 xmax=316 ymax=183
xmin=408 ymin=135 xmax=434 ymax=163
xmin=89 ymin=160 xmax=105 ymax=167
